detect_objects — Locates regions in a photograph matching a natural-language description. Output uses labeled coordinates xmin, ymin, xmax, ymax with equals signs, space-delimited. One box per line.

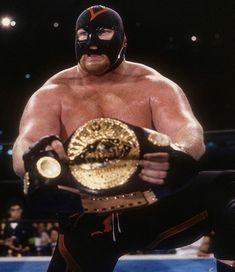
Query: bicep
xmin=150 ymin=85 xmax=201 ymax=137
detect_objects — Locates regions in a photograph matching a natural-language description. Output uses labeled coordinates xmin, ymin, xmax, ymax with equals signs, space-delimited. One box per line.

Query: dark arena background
xmin=0 ymin=0 xmax=235 ymax=271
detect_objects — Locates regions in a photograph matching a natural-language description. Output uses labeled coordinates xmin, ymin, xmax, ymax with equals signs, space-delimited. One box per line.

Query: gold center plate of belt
xmin=67 ymin=118 xmax=140 ymax=190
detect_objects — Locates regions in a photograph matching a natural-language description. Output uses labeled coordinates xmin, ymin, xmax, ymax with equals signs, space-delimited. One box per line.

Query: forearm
xmin=172 ymin=124 xmax=205 ymax=160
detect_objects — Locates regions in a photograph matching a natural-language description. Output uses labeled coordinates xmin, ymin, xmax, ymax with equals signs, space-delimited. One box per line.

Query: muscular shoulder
xmin=30 ymin=66 xmax=78 ymax=101
xmin=45 ymin=66 xmax=78 ymax=86
xmin=125 ymin=61 xmax=181 ymax=95
xmin=128 ymin=62 xmax=194 ymax=121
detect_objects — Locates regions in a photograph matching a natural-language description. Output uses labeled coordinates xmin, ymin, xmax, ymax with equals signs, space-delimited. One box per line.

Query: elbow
xmin=12 ymin=160 xmax=24 ymax=179
xmin=12 ymin=158 xmax=25 ymax=180
xmin=186 ymin=123 xmax=206 ymax=161
xmin=195 ymin=141 xmax=206 ymax=160
xmin=12 ymin=142 xmax=25 ymax=180
xmin=194 ymin=126 xmax=206 ymax=160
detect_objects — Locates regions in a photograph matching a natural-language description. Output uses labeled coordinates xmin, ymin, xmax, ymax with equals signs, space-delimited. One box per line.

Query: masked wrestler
xmin=12 ymin=5 xmax=235 ymax=272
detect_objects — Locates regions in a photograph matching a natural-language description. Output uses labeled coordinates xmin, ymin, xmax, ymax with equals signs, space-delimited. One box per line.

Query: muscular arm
xmin=140 ymin=78 xmax=205 ymax=184
xmin=150 ymin=80 xmax=205 ymax=160
xmin=12 ymin=85 xmax=62 ymax=179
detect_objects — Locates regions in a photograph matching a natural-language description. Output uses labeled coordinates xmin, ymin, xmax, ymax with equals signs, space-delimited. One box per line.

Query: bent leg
xmin=47 ymin=214 xmax=119 ymax=272
xmin=48 ymin=240 xmax=118 ymax=272
xmin=117 ymin=172 xmax=214 ymax=252
xmin=117 ymin=171 xmax=234 ymax=253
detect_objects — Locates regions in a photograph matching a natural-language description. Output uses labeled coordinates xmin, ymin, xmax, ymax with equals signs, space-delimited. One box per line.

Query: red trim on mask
xmin=88 ymin=6 xmax=108 ymax=22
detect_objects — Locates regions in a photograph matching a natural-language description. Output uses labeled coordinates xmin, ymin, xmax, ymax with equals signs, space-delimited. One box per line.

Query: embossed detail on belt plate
xmin=67 ymin=118 xmax=140 ymax=190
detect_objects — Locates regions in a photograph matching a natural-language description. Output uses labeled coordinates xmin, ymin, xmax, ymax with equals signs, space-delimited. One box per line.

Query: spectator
xmin=48 ymin=227 xmax=59 ymax=255
xmin=31 ymin=223 xmax=59 ymax=256
xmin=0 ymin=199 xmax=34 ymax=256
xmin=32 ymin=222 xmax=50 ymax=256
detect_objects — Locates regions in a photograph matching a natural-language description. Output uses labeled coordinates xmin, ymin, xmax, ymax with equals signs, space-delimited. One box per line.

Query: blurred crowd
xmin=0 ymin=199 xmax=59 ymax=256
xmin=0 ymin=198 xmax=213 ymax=257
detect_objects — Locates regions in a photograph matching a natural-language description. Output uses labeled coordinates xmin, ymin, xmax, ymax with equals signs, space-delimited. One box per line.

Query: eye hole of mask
xmin=77 ymin=27 xmax=115 ymax=42
xmin=96 ymin=27 xmax=115 ymax=40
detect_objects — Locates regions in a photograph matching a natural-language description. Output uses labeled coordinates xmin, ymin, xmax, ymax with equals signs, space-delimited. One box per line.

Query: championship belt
xmin=23 ymin=118 xmax=197 ymax=215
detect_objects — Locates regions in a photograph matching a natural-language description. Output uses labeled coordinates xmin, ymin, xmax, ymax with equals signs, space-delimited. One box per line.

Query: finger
xmin=141 ymin=169 xmax=168 ymax=179
xmin=139 ymin=160 xmax=170 ymax=171
xmin=139 ymin=173 xmax=165 ymax=185
xmin=143 ymin=152 xmax=170 ymax=161
xmin=51 ymin=140 xmax=68 ymax=161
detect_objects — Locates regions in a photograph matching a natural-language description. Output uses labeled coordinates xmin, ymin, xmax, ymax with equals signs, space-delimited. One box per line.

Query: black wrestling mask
xmin=75 ymin=5 xmax=127 ymax=73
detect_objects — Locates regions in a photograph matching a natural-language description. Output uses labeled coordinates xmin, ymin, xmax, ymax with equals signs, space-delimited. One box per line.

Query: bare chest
xmin=60 ymin=84 xmax=152 ymax=138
